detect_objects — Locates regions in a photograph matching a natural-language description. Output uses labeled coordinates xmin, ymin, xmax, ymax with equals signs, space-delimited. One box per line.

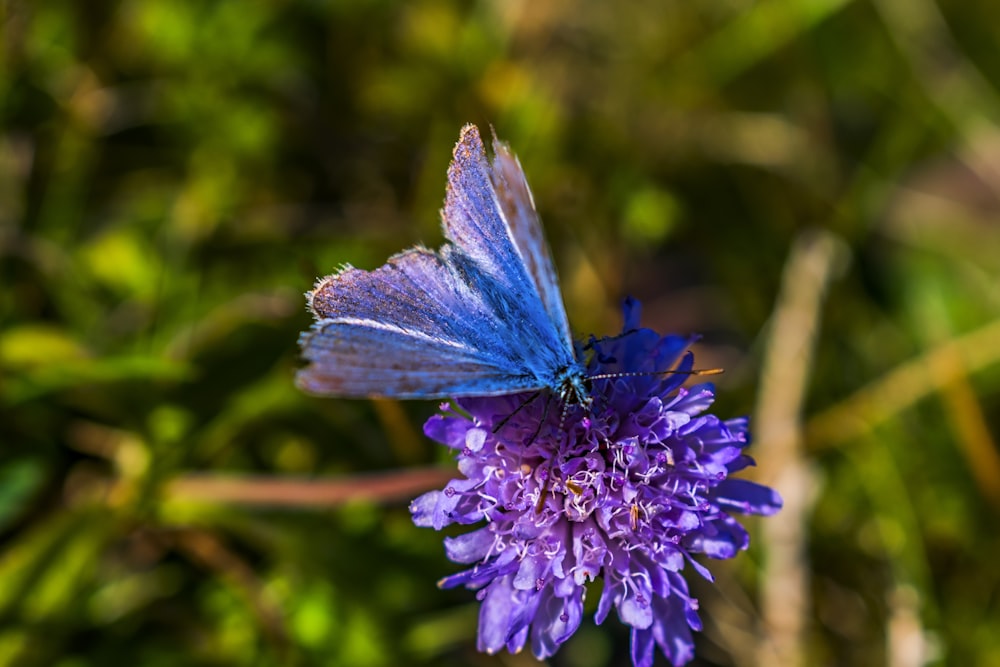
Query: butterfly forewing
xmin=487 ymin=134 xmax=573 ymax=350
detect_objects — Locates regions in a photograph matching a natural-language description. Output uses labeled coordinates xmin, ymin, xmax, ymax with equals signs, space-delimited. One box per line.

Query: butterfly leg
xmin=526 ymin=392 xmax=555 ymax=446
xmin=491 ymin=390 xmax=544 ymax=435
xmin=535 ymin=478 xmax=550 ymax=514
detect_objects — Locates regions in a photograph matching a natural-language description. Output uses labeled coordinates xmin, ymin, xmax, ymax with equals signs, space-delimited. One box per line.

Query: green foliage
xmin=3 ymin=0 xmax=1000 ymax=664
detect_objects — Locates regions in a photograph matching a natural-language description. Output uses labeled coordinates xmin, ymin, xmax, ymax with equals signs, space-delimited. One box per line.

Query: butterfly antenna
xmin=586 ymin=367 xmax=724 ymax=381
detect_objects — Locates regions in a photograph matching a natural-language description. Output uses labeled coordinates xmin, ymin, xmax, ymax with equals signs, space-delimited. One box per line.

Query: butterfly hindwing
xmin=299 ymin=248 xmax=542 ymax=398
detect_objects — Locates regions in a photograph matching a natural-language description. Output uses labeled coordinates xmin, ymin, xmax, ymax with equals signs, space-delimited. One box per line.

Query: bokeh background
xmin=3 ymin=1 xmax=1000 ymax=665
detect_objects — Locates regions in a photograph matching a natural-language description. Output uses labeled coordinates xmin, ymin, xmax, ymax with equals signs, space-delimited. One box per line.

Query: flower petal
xmin=713 ymin=478 xmax=784 ymax=515
xmin=477 ymin=576 xmax=517 ymax=654
xmin=423 ymin=414 xmax=470 ymax=449
xmin=619 ymin=588 xmax=653 ymax=629
xmin=444 ymin=526 xmax=495 ymax=563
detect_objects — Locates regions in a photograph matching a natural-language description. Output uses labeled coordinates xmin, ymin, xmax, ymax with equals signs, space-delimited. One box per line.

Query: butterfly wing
xmin=298 ymin=248 xmax=564 ymax=398
xmin=297 ymin=125 xmax=580 ymax=399
xmin=443 ymin=125 xmax=573 ymax=350
xmin=487 ymin=131 xmax=574 ymax=349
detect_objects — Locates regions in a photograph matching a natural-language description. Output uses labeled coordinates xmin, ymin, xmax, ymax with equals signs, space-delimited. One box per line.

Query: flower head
xmin=410 ymin=298 xmax=782 ymax=666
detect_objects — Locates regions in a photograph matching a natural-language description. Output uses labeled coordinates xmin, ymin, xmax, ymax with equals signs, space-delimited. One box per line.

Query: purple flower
xmin=410 ymin=298 xmax=782 ymax=667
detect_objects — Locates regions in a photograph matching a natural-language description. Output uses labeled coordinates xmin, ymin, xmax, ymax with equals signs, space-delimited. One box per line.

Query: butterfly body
xmin=298 ymin=125 xmax=587 ymax=403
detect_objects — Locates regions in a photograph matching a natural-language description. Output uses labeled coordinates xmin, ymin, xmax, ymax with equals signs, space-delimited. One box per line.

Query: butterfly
xmin=297 ymin=124 xmax=591 ymax=405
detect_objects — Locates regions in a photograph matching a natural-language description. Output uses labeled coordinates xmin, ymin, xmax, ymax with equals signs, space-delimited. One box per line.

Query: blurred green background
xmin=3 ymin=1 xmax=1000 ymax=665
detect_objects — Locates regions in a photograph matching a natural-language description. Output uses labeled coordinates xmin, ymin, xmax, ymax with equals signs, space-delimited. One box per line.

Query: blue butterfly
xmin=297 ymin=125 xmax=590 ymax=405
